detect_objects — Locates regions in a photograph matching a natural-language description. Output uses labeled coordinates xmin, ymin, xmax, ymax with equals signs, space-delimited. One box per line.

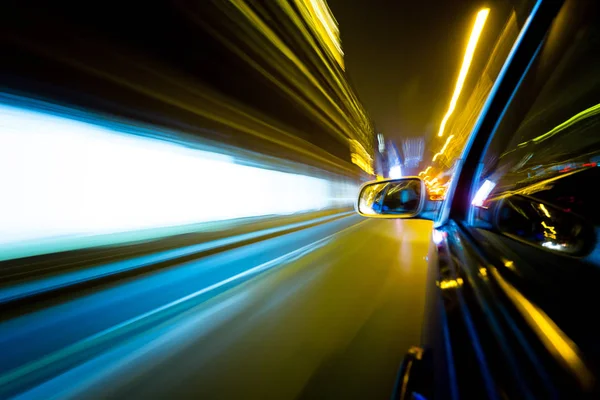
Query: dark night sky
xmin=328 ymin=0 xmax=483 ymax=141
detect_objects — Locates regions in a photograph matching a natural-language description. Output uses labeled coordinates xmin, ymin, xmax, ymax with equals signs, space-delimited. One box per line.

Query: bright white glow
xmin=471 ymin=179 xmax=496 ymax=207
xmin=542 ymin=241 xmax=563 ymax=250
xmin=388 ymin=165 xmax=402 ymax=179
xmin=377 ymin=133 xmax=385 ymax=152
xmin=432 ymin=229 xmax=445 ymax=245
xmin=0 ymin=103 xmax=356 ymax=250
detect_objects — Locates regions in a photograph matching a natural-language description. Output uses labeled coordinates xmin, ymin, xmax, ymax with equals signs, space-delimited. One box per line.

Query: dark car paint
xmin=391 ymin=0 xmax=600 ymax=399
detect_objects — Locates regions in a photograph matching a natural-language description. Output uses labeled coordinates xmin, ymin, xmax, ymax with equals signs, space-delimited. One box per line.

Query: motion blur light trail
xmin=1 ymin=1 xmax=374 ymax=177
xmin=0 ymin=217 xmax=431 ymax=399
xmin=472 ymin=179 xmax=496 ymax=207
xmin=298 ymin=0 xmax=344 ymax=69
xmin=517 ymin=102 xmax=600 ymax=147
xmin=420 ymin=5 xmax=524 ymax=195
xmin=0 ymin=100 xmax=357 ymax=260
xmin=420 ymin=8 xmax=491 ymax=189
xmin=432 ymin=134 xmax=455 ymax=162
xmin=201 ymin=0 xmax=373 ymax=170
xmin=436 ymin=8 xmax=489 ymax=139
xmin=0 ymin=2 xmax=435 ymax=398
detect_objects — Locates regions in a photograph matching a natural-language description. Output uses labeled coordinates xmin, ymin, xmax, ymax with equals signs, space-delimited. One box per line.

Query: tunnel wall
xmin=0 ymin=100 xmax=358 ymax=251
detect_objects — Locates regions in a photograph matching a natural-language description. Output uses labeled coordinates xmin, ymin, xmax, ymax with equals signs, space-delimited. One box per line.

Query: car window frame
xmin=435 ymin=0 xmax=565 ymax=230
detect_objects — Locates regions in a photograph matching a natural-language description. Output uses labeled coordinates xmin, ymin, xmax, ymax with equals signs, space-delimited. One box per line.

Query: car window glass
xmin=471 ymin=0 xmax=600 ymax=262
xmin=420 ymin=0 xmax=536 ymax=201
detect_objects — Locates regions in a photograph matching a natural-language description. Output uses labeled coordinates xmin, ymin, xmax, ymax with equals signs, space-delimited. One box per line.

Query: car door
xmin=386 ymin=0 xmax=600 ymax=399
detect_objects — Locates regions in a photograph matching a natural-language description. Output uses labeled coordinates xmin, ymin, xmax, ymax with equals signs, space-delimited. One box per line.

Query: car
xmin=355 ymin=0 xmax=600 ymax=398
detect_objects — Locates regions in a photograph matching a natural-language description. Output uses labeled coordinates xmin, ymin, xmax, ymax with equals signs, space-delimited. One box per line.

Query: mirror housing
xmin=355 ymin=177 xmax=439 ymax=220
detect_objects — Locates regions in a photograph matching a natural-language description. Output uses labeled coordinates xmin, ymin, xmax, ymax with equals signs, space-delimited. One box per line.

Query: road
xmin=0 ymin=215 xmax=432 ymax=399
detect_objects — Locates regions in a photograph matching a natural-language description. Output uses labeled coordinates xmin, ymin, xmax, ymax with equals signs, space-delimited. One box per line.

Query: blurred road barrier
xmin=0 ymin=208 xmax=352 ymax=308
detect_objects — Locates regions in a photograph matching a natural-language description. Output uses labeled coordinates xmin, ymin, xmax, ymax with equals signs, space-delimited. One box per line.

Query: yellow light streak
xmin=350 ymin=139 xmax=374 ymax=174
xmin=517 ymin=103 xmax=600 ymax=147
xmin=432 ymin=135 xmax=455 ymax=162
xmin=304 ymin=0 xmax=344 ymax=68
xmin=490 ymin=268 xmax=594 ymax=389
xmin=539 ymin=204 xmax=551 ymax=218
xmin=228 ymin=0 xmax=360 ymax=144
xmin=437 ymin=8 xmax=489 ymax=138
xmin=351 ymin=153 xmax=374 ymax=175
xmin=438 ymin=277 xmax=464 ymax=290
xmin=541 ymin=221 xmax=556 ymax=234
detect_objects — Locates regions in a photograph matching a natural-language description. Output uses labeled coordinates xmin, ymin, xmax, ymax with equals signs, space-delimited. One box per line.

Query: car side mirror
xmin=356 ymin=177 xmax=439 ymax=220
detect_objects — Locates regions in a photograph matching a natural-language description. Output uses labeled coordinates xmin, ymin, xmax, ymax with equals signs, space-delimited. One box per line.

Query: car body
xmin=356 ymin=0 xmax=600 ymax=398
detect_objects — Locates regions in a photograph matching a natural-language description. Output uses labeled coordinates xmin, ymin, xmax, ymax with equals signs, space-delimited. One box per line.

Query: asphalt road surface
xmin=0 ymin=216 xmax=433 ymax=399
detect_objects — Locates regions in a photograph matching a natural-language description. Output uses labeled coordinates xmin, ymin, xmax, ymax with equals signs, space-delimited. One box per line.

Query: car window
xmin=471 ymin=0 xmax=600 ymax=262
xmin=420 ymin=0 xmax=536 ymax=201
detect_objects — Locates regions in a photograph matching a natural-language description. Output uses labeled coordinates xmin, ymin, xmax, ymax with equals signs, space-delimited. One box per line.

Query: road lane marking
xmin=0 ymin=218 xmax=367 ymax=395
xmin=0 ymin=211 xmax=355 ymax=304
